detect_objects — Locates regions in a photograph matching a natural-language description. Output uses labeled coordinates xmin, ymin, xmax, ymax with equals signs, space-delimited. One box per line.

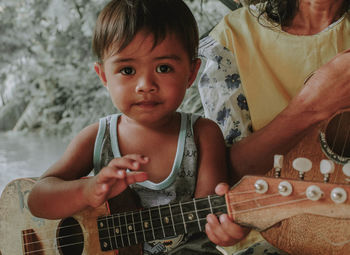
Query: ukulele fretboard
xmin=97 ymin=195 xmax=226 ymax=251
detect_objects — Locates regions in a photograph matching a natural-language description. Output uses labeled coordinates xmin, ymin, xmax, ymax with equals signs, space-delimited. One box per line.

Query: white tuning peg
xmin=278 ymin=181 xmax=293 ymax=196
xmin=331 ymin=187 xmax=347 ymax=204
xmin=274 ymin=155 xmax=284 ymax=178
xmin=293 ymin=157 xmax=312 ymax=179
xmin=320 ymin=159 xmax=335 ymax=183
xmin=254 ymin=179 xmax=268 ymax=194
xmin=306 ymin=185 xmax=323 ymax=201
xmin=342 ymin=163 xmax=350 ymax=182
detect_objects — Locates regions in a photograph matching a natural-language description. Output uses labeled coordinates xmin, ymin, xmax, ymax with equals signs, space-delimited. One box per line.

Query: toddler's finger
xmin=215 ymin=182 xmax=230 ymax=195
xmin=125 ymin=171 xmax=148 ymax=184
xmin=96 ymin=167 xmax=126 ymax=184
xmin=108 ymin=155 xmax=149 ymax=170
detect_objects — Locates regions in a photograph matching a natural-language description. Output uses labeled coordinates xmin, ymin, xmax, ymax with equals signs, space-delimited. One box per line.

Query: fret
xmin=149 ymin=208 xmax=156 ymax=240
xmin=118 ymin=213 xmax=129 ymax=247
xmin=117 ymin=214 xmax=125 ymax=248
xmin=97 ymin=216 xmax=114 ymax=251
xmin=169 ymin=203 xmax=186 ymax=234
xmin=169 ymin=203 xmax=177 ymax=236
xmin=131 ymin=212 xmax=138 ymax=244
xmin=208 ymin=195 xmax=213 ymax=214
xmin=124 ymin=212 xmax=137 ymax=246
xmin=111 ymin=214 xmax=119 ymax=249
xmin=209 ymin=195 xmax=227 ymax=215
xmin=139 ymin=210 xmax=146 ymax=242
xmin=158 ymin=205 xmax=166 ymax=238
xmin=111 ymin=214 xmax=123 ymax=249
xmin=195 ymin=197 xmax=215 ymax=230
xmin=193 ymin=198 xmax=201 ymax=231
xmin=180 ymin=200 xmax=200 ymax=233
xmin=179 ymin=201 xmax=187 ymax=233
xmin=140 ymin=209 xmax=154 ymax=241
xmin=150 ymin=207 xmax=164 ymax=239
xmin=158 ymin=204 xmax=176 ymax=237
xmin=132 ymin=210 xmax=145 ymax=243
xmin=106 ymin=215 xmax=115 ymax=249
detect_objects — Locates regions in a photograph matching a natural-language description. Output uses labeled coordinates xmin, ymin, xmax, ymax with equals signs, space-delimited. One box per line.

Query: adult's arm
xmin=230 ymin=49 xmax=350 ymax=180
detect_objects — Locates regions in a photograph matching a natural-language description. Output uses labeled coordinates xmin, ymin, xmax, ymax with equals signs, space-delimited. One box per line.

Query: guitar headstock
xmin=226 ymin=175 xmax=350 ymax=231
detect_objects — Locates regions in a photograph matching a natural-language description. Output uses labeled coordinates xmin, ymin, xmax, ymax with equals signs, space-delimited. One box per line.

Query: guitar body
xmin=0 ymin=178 xmax=142 ymax=255
xmin=263 ymin=111 xmax=350 ymax=255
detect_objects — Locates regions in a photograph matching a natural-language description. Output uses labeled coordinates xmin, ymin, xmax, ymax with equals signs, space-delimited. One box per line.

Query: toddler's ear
xmin=94 ymin=62 xmax=107 ymax=87
xmin=187 ymin=58 xmax=201 ymax=88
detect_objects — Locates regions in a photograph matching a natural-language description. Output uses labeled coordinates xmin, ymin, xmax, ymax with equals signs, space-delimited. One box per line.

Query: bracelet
xmin=303 ymin=71 xmax=316 ymax=85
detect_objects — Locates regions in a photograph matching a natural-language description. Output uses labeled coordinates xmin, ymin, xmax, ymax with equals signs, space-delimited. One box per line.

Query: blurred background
xmin=0 ymin=0 xmax=238 ymax=193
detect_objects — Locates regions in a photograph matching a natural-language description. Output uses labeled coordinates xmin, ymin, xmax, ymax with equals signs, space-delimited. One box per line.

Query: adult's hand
xmin=205 ymin=183 xmax=250 ymax=246
xmin=295 ymin=48 xmax=350 ymax=122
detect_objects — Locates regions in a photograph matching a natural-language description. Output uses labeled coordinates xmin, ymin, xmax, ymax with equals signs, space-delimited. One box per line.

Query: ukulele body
xmin=0 ymin=178 xmax=142 ymax=255
xmin=262 ymin=111 xmax=350 ymax=255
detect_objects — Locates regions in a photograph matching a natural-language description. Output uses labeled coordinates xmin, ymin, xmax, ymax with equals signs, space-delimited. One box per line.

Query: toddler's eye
xmin=120 ymin=67 xmax=135 ymax=75
xmin=156 ymin=65 xmax=172 ymax=73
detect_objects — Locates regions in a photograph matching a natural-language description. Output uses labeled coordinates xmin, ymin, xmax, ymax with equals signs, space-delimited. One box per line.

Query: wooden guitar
xmin=262 ymin=110 xmax=350 ymax=254
xmin=1 ymin=173 xmax=350 ymax=255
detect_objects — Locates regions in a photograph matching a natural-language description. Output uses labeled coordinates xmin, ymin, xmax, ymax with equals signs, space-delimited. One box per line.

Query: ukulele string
xmin=23 ymin=189 xmax=308 ymax=252
xmin=331 ymin=112 xmax=344 ymax=152
xmin=22 ymin=191 xmax=258 ymax=241
xmin=21 ymin=195 xmax=228 ymax=238
xmin=340 ymin=127 xmax=350 ymax=159
xmin=333 ymin=113 xmax=350 ymax=181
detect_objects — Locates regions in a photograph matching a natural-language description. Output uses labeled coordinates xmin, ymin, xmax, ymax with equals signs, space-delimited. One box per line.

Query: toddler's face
xmin=95 ymin=30 xmax=200 ymax=126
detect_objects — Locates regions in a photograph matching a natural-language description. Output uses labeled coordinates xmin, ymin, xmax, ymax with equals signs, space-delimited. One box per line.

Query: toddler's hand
xmin=205 ymin=183 xmax=250 ymax=246
xmin=85 ymin=154 xmax=148 ymax=208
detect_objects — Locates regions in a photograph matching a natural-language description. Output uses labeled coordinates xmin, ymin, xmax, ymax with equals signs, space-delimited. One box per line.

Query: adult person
xmin=201 ymin=0 xmax=350 ymax=253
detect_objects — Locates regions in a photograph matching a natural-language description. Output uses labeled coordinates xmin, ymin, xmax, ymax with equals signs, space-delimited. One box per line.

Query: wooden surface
xmin=227 ymin=176 xmax=350 ymax=232
xmin=260 ymin=112 xmax=350 ymax=255
xmin=0 ymin=178 xmax=115 ymax=255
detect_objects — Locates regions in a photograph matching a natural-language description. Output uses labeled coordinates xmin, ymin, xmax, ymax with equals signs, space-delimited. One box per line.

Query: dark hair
xmin=247 ymin=0 xmax=350 ymax=27
xmin=92 ymin=0 xmax=199 ymax=63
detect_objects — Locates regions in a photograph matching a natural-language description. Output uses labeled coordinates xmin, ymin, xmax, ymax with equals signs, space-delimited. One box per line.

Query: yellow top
xmin=210 ymin=6 xmax=350 ymax=131
xmin=209 ymin=6 xmax=350 ymax=254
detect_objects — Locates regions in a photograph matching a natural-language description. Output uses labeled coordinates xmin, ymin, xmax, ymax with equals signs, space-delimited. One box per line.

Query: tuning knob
xmin=278 ymin=181 xmax=293 ymax=196
xmin=254 ymin=179 xmax=268 ymax=194
xmin=293 ymin=157 xmax=312 ymax=179
xmin=274 ymin=155 xmax=284 ymax=178
xmin=342 ymin=163 xmax=350 ymax=182
xmin=320 ymin=159 xmax=335 ymax=183
xmin=331 ymin=187 xmax=347 ymax=204
xmin=306 ymin=185 xmax=323 ymax=201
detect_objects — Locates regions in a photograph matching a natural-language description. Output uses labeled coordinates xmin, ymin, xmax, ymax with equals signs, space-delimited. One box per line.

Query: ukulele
xmin=262 ymin=110 xmax=350 ymax=254
xmin=1 ymin=173 xmax=350 ymax=255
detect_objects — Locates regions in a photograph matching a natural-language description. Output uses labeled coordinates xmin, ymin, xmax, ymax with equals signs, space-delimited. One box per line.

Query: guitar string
xmin=333 ymin=114 xmax=350 ymax=181
xmin=335 ymin=127 xmax=350 ymax=181
xmin=23 ymin=193 xmax=310 ymax=254
xmin=330 ymin=112 xmax=344 ymax=152
xmin=21 ymin=192 xmax=253 ymax=239
xmin=340 ymin=128 xmax=350 ymax=159
xmin=22 ymin=190 xmax=308 ymax=253
xmin=330 ymin=112 xmax=350 ymax=181
xmin=23 ymin=205 xmax=232 ymax=254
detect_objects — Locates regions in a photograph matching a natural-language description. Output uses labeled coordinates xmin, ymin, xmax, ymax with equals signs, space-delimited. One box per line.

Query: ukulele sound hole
xmin=320 ymin=111 xmax=350 ymax=164
xmin=57 ymin=217 xmax=84 ymax=255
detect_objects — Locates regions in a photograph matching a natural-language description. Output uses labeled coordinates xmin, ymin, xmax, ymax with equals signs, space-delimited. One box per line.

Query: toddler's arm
xmin=28 ymin=123 xmax=148 ymax=219
xmin=193 ymin=118 xmax=249 ymax=246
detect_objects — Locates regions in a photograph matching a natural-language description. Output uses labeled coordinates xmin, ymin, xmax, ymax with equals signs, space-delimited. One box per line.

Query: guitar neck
xmin=97 ymin=195 xmax=227 ymax=251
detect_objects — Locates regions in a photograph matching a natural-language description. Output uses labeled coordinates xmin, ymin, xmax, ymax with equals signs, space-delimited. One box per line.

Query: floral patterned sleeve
xmin=198 ymin=36 xmax=252 ymax=146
